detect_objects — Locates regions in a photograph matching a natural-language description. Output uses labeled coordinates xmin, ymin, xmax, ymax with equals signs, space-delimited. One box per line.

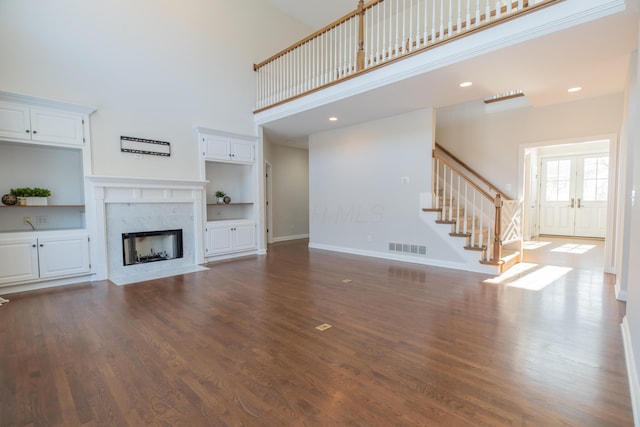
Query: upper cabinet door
xmin=230 ymin=140 xmax=254 ymax=163
xmin=0 ymin=101 xmax=31 ymax=140
xmin=30 ymin=108 xmax=84 ymax=146
xmin=202 ymin=135 xmax=231 ymax=161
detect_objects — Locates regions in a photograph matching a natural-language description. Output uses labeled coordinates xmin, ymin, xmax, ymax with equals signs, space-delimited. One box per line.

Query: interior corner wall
xmin=0 ymin=0 xmax=311 ymax=180
xmin=436 ymin=93 xmax=624 ymax=200
xmin=269 ymin=144 xmax=310 ymax=241
xmin=624 ymin=47 xmax=640 ymax=422
xmin=309 ymin=108 xmax=440 ymax=256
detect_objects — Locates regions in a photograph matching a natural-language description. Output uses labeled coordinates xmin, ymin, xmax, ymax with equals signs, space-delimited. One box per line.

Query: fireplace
xmin=122 ymin=229 xmax=183 ymax=266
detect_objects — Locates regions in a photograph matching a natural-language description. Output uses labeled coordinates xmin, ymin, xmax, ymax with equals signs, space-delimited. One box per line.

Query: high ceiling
xmin=263 ymin=0 xmax=355 ymax=30
xmin=260 ymin=0 xmax=639 ymax=147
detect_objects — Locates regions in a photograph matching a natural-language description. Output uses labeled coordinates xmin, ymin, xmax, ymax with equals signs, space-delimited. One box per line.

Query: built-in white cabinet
xmin=0 ymin=230 xmax=90 ymax=286
xmin=205 ymin=221 xmax=256 ymax=256
xmin=202 ymin=134 xmax=254 ymax=163
xmin=197 ymin=127 xmax=258 ymax=259
xmin=0 ymin=91 xmax=95 ymax=289
xmin=0 ymin=100 xmax=85 ymax=148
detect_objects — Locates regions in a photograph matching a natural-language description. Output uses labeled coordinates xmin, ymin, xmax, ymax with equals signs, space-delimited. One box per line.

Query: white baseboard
xmin=307 ymin=242 xmax=496 ymax=275
xmin=622 ymin=316 xmax=640 ymax=426
xmin=617 ymin=280 xmax=628 ymax=301
xmin=0 ymin=274 xmax=96 ymax=296
xmin=273 ymin=234 xmax=309 ymax=243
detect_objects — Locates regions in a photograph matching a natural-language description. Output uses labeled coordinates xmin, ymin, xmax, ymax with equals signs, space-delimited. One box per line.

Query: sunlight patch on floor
xmin=484 ymin=263 xmax=573 ymax=291
xmin=523 ymin=240 xmax=552 ymax=250
xmin=550 ymin=244 xmax=596 ymax=254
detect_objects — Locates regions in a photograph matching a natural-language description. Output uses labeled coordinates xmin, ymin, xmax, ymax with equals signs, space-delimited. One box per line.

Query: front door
xmin=539 ymin=154 xmax=608 ymax=238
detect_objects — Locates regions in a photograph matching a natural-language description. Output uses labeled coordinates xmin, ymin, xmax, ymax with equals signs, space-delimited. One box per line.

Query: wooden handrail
xmin=433 ymin=150 xmax=494 ymax=202
xmin=435 ymin=143 xmax=511 ymax=200
xmin=254 ymin=0 xmax=562 ymax=112
xmin=254 ymin=0 xmax=385 ymax=71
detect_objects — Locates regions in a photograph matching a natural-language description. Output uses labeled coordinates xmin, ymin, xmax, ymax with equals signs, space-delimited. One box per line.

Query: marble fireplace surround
xmin=87 ymin=176 xmax=208 ymax=285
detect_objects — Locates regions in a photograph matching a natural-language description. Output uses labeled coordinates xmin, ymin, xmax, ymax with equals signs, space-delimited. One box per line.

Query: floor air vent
xmin=388 ymin=242 xmax=427 ymax=256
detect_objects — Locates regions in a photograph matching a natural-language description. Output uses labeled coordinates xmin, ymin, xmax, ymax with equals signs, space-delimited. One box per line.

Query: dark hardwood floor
xmin=0 ymin=239 xmax=633 ymax=426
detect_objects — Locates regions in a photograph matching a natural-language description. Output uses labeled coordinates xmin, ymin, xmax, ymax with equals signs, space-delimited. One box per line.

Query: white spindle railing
xmin=432 ymin=150 xmax=523 ymax=262
xmin=254 ymin=0 xmax=556 ymax=110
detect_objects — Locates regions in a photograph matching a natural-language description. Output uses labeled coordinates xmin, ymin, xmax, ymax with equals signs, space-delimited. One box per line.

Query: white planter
xmin=22 ymin=197 xmax=48 ymax=206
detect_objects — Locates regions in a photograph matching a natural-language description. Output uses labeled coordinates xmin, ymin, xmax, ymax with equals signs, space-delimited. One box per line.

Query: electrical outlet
xmin=36 ymin=216 xmax=48 ymax=225
xmin=23 ymin=216 xmax=31 ymax=225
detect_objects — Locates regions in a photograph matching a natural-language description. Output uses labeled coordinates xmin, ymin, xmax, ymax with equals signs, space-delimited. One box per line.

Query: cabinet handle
xmin=33 ymin=130 xmax=37 ymax=134
xmin=577 ymin=198 xmax=582 ymax=208
xmin=32 ymin=244 xmax=36 ymax=248
xmin=39 ymin=243 xmax=44 ymax=247
xmin=25 ymin=129 xmax=30 ymax=133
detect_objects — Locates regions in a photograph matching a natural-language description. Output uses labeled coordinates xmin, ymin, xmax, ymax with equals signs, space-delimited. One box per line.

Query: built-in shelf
xmin=0 ymin=205 xmax=85 ymax=208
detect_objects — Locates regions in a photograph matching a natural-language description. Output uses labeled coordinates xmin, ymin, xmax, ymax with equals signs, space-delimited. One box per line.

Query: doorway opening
xmin=520 ymin=136 xmax=617 ymax=273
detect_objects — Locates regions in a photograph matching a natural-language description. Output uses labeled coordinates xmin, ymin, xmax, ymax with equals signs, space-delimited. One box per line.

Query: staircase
xmin=423 ymin=144 xmax=523 ymax=274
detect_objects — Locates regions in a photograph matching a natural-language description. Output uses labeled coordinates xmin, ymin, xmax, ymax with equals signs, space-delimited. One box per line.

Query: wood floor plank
xmin=0 ymin=238 xmax=633 ymax=426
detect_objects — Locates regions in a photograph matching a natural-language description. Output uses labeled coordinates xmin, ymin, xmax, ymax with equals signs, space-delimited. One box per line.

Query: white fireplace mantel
xmin=86 ymin=175 xmax=208 ymax=283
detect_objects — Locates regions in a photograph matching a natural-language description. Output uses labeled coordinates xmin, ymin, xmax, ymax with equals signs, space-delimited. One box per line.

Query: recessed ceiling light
xmin=568 ymin=87 xmax=582 ymax=93
xmin=459 ymin=81 xmax=473 ymax=88
xmin=329 ymin=117 xmax=338 ymax=121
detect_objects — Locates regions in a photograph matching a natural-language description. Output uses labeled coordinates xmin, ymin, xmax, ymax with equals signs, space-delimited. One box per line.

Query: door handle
xmin=569 ymin=198 xmax=575 ymax=208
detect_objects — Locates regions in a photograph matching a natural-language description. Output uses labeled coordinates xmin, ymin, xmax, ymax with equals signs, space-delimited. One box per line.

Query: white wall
xmin=269 ymin=144 xmax=309 ymax=241
xmin=436 ymin=94 xmax=624 ymax=199
xmin=623 ymin=44 xmax=640 ymax=421
xmin=0 ymin=0 xmax=311 ymax=180
xmin=308 ymin=108 xmax=469 ymax=264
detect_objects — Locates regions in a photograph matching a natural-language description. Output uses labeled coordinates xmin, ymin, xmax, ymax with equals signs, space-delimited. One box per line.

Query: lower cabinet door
xmin=207 ymin=226 xmax=234 ymax=255
xmin=0 ymin=238 xmax=39 ymax=285
xmin=38 ymin=234 xmax=90 ymax=279
xmin=233 ymin=224 xmax=256 ymax=251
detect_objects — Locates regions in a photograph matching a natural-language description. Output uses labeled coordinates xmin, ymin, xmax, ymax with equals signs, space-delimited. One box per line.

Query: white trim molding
xmin=622 ymin=316 xmax=640 ymax=426
xmin=86 ymin=176 xmax=208 ymax=282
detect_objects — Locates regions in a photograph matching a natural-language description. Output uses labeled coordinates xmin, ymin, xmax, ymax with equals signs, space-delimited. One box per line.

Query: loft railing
xmin=254 ymin=0 xmax=560 ymax=111
xmin=433 ymin=148 xmax=522 ymax=263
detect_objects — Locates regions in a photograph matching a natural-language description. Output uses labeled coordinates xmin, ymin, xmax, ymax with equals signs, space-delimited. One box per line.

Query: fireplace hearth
xmin=122 ymin=229 xmax=183 ymax=266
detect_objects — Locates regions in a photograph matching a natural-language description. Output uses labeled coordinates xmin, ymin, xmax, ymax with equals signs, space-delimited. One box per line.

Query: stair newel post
xmin=493 ymin=193 xmax=503 ymax=262
xmin=357 ymin=0 xmax=366 ymax=71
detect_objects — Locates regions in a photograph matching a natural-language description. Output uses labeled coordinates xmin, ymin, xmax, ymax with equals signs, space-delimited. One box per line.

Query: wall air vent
xmin=388 ymin=242 xmax=427 ymax=256
xmin=483 ymin=90 xmax=525 ymax=104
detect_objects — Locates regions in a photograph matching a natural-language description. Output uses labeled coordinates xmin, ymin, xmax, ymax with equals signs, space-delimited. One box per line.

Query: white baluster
xmin=456 ymin=175 xmax=461 ymax=233
xmin=369 ymin=3 xmax=380 ymax=65
xmin=485 ymin=0 xmax=491 ymax=22
xmin=495 ymin=0 xmax=501 ymax=18
xmin=439 ymin=0 xmax=444 ymax=40
xmin=449 ymin=168 xmax=453 ymax=221
xmin=435 ymin=158 xmax=440 ymax=209
xmin=457 ymin=0 xmax=462 ymax=33
xmin=401 ymin=0 xmax=406 ymax=54
xmin=506 ymin=0 xmax=512 ymax=14
xmin=476 ymin=0 xmax=481 ymax=25
xmin=463 ymin=182 xmax=468 ymax=235
xmin=382 ymin=1 xmax=387 ymax=63
xmin=395 ymin=0 xmax=400 ymax=56
xmin=518 ymin=0 xmax=523 ymax=10
xmin=343 ymin=21 xmax=347 ymax=75
xmin=423 ymin=0 xmax=428 ymax=46
xmin=408 ymin=0 xmax=413 ymax=51
xmin=448 ymin=0 xmax=453 ymax=37
xmin=432 ymin=0 xmax=436 ymax=42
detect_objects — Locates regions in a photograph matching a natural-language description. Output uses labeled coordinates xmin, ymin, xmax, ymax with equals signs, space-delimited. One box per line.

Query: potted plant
xmin=10 ymin=187 xmax=52 ymax=206
xmin=215 ymin=190 xmax=226 ymax=204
